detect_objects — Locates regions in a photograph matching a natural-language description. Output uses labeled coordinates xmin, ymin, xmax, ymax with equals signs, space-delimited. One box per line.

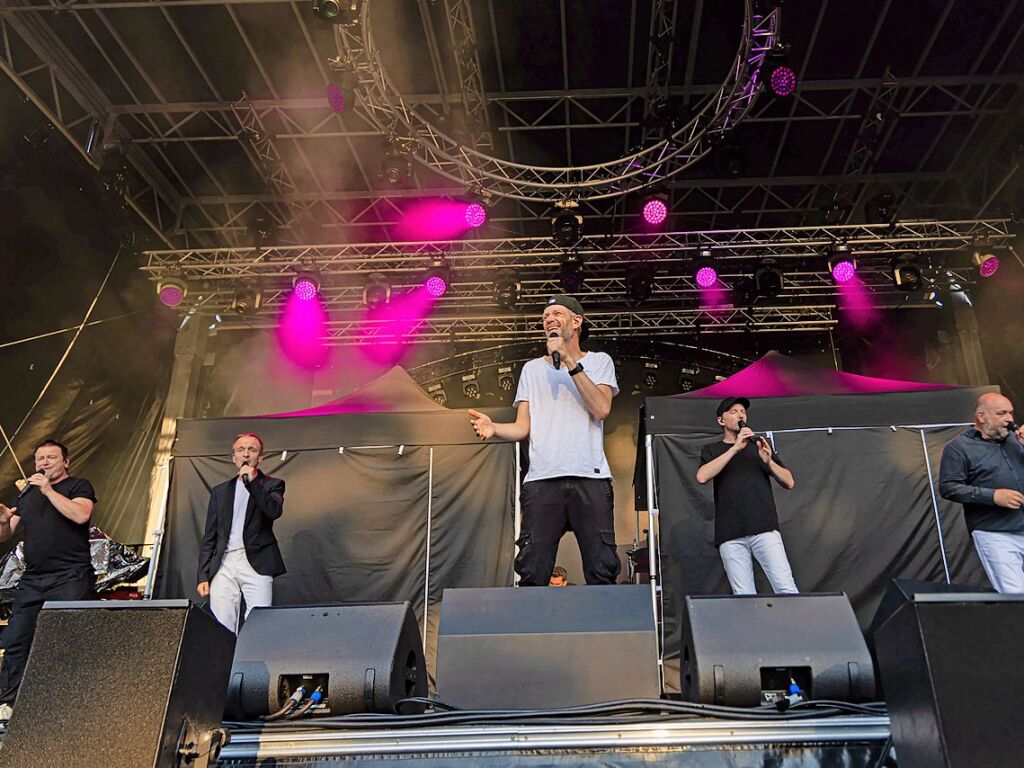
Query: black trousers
xmin=0 ymin=569 xmax=95 ymax=705
xmin=515 ymin=476 xmax=621 ymax=587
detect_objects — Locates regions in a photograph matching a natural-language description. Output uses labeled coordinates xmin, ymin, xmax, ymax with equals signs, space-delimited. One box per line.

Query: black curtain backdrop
xmin=156 ymin=408 xmax=516 ymax=679
xmin=643 ymin=388 xmax=993 ymax=681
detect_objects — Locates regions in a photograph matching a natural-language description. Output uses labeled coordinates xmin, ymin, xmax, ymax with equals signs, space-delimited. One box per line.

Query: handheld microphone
xmin=548 ymin=331 xmax=561 ymax=369
xmin=1008 ymin=421 xmax=1020 ymax=432
xmin=17 ymin=471 xmax=43 ymax=499
xmin=241 ymin=460 xmax=252 ymax=487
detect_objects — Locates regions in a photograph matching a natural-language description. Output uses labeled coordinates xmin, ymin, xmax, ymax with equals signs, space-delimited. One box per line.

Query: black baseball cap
xmin=715 ymin=397 xmax=750 ymax=417
xmin=545 ymin=295 xmax=590 ymax=342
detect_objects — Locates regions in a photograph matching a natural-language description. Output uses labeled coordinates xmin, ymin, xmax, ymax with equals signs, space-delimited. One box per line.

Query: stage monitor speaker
xmin=867 ymin=578 xmax=991 ymax=642
xmin=225 ymin=601 xmax=426 ymax=719
xmin=0 ymin=600 xmax=234 ymax=768
xmin=435 ymin=585 xmax=660 ymax=709
xmin=874 ymin=593 xmax=1024 ymax=768
xmin=680 ymin=593 xmax=875 ymax=707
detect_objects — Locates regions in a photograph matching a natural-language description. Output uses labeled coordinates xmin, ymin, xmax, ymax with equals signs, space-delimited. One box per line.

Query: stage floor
xmin=220 ymin=714 xmax=892 ymax=767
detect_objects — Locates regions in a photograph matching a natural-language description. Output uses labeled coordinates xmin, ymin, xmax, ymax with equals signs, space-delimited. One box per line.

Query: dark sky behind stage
xmin=0 ymin=2 xmax=1023 ymax=571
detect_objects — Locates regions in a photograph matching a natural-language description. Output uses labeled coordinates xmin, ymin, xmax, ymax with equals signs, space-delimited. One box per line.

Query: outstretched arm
xmin=469 ymin=401 xmax=531 ymax=442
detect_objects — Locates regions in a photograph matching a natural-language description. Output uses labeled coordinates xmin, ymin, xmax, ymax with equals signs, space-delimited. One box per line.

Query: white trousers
xmin=719 ymin=530 xmax=799 ymax=595
xmin=971 ymin=530 xmax=1024 ymax=594
xmin=209 ymin=549 xmax=273 ymax=633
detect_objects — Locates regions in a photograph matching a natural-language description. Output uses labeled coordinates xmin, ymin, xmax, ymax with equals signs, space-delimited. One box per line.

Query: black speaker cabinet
xmin=874 ymin=593 xmax=1024 ymax=768
xmin=0 ymin=600 xmax=234 ymax=768
xmin=225 ymin=601 xmax=426 ymax=718
xmin=680 ymin=593 xmax=875 ymax=707
xmin=436 ymin=585 xmax=660 ymax=709
xmin=867 ymin=579 xmax=991 ymax=642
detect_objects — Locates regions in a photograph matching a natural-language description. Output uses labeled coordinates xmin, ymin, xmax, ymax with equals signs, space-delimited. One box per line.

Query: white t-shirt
xmin=226 ymin=478 xmax=249 ymax=552
xmin=513 ymin=351 xmax=619 ymax=483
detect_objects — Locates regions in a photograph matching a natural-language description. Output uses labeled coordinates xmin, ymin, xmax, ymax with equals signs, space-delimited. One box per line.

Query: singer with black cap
xmin=468 ymin=295 xmax=621 ymax=586
xmin=0 ymin=438 xmax=97 ymax=720
xmin=196 ymin=432 xmax=285 ymax=632
xmin=696 ymin=397 xmax=799 ymax=595
xmin=939 ymin=392 xmax=1024 ymax=593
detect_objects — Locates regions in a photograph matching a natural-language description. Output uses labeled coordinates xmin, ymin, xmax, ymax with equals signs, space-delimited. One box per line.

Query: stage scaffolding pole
xmin=644 ymin=433 xmax=663 ymax=691
xmin=142 ymin=318 xmax=208 ymax=598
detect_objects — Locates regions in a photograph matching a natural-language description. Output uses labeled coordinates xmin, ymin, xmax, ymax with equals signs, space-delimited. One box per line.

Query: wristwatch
xmin=568 ymin=362 xmax=585 ymax=377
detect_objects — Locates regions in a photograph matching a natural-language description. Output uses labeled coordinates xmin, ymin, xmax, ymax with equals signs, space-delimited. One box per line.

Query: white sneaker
xmin=0 ymin=704 xmax=12 ymax=722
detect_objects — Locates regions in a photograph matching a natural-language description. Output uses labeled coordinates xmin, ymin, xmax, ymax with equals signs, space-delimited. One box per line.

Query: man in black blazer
xmin=197 ymin=432 xmax=285 ymax=632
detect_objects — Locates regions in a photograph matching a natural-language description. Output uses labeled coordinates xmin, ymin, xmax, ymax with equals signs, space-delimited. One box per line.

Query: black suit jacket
xmin=197 ymin=470 xmax=286 ymax=583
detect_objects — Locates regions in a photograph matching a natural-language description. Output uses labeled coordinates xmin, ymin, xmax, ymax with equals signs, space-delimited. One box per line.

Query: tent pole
xmin=423 ymin=447 xmax=434 ymax=640
xmin=142 ymin=318 xmax=207 ymax=599
xmin=920 ymin=429 xmax=952 ymax=584
xmin=644 ymin=433 xmax=663 ymax=691
xmin=513 ymin=443 xmax=521 ymax=587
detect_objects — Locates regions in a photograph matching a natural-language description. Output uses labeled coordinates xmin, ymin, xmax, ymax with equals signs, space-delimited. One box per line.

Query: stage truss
xmin=140 ymin=218 xmax=1014 ymax=344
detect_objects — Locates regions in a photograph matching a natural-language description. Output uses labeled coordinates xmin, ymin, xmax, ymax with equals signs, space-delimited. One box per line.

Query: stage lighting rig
xmin=326 ymin=61 xmax=358 ymax=113
xmin=640 ymin=194 xmax=669 ymax=226
xmin=461 ymin=372 xmax=481 ymax=400
xmin=753 ymin=259 xmax=784 ymax=299
xmin=826 ymin=243 xmax=856 ymax=284
xmin=759 ymin=44 xmax=796 ymax=98
xmin=972 ymin=248 xmax=1000 ymax=278
xmin=292 ymin=270 xmax=321 ymax=301
xmin=890 ymin=253 xmax=924 ymax=291
xmin=231 ymin=284 xmax=263 ymax=315
xmin=156 ymin=277 xmax=187 ymax=308
xmin=626 ymin=265 xmax=655 ymax=307
xmin=425 ymin=260 xmax=451 ymax=298
xmin=494 ymin=273 xmax=522 ymax=310
xmin=559 ymin=256 xmax=585 ymax=294
xmin=381 ymin=140 xmax=413 ymax=186
xmin=312 ymin=0 xmax=360 ymax=25
xmin=551 ymin=203 xmax=583 ymax=248
xmin=866 ymin=188 xmax=898 ymax=225
xmin=363 ymin=273 xmax=391 ymax=310
xmin=497 ymin=365 xmax=515 ymax=392
xmin=693 ymin=249 xmax=718 ymax=289
xmin=642 ymin=361 xmax=660 ymax=389
xmin=427 ymin=383 xmax=447 ymax=406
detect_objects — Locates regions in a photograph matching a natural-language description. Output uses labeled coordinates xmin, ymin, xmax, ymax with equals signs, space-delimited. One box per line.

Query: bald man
xmin=939 ymin=393 xmax=1024 ymax=592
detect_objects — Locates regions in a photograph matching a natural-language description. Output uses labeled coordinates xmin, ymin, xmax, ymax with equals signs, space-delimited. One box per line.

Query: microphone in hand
xmin=240 ymin=460 xmax=253 ymax=487
xmin=17 ymin=470 xmax=44 ymax=499
xmin=548 ymin=331 xmax=561 ymax=369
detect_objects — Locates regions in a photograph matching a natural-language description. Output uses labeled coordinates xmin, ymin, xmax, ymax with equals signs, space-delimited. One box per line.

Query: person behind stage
xmin=197 ymin=432 xmax=286 ymax=633
xmin=696 ymin=397 xmax=798 ymax=595
xmin=0 ymin=439 xmax=97 ymax=720
xmin=468 ymin=295 xmax=621 ymax=586
xmin=548 ymin=565 xmax=569 ymax=587
xmin=939 ymin=393 xmax=1024 ymax=593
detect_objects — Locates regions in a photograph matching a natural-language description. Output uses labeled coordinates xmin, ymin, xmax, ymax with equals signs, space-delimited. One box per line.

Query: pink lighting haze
xmin=359 ymin=287 xmax=438 ymax=366
xmin=979 ymin=255 xmax=999 ymax=277
xmin=837 ymin=275 xmax=879 ymax=330
xmin=464 ymin=202 xmax=487 ymax=228
xmin=159 ymin=285 xmax=184 ymax=307
xmin=770 ymin=66 xmax=797 ymax=97
xmin=425 ymin=274 xmax=448 ymax=298
xmin=695 ymin=266 xmax=718 ymax=289
xmin=277 ymin=291 xmax=329 ymax=369
xmin=293 ymin=277 xmax=319 ymax=302
xmin=642 ymin=198 xmax=668 ymax=226
xmin=831 ymin=260 xmax=856 ymax=284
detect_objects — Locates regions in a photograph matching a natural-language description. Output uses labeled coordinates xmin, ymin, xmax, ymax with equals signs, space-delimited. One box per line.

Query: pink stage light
xmin=326 ymin=83 xmax=347 ymax=113
xmin=695 ymin=265 xmax=718 ymax=289
xmin=770 ymin=66 xmax=797 ymax=97
xmin=837 ymin=275 xmax=879 ymax=330
xmin=424 ymin=274 xmax=448 ymax=298
xmin=293 ymin=276 xmax=319 ymax=302
xmin=158 ymin=284 xmax=185 ymax=308
xmin=978 ymin=255 xmax=999 ymax=277
xmin=277 ymin=291 xmax=329 ymax=369
xmin=359 ymin=286 xmax=437 ymax=366
xmin=642 ymin=197 xmax=668 ymax=226
xmin=831 ymin=260 xmax=856 ymax=284
xmin=464 ymin=202 xmax=487 ymax=228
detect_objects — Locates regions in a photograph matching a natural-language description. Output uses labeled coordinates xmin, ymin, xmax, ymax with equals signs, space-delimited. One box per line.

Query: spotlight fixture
xmin=678 ymin=376 xmax=695 ymax=393
xmin=552 ymin=208 xmax=583 ymax=248
xmin=625 ymin=265 xmax=655 ymax=307
xmin=826 ymin=243 xmax=856 ymax=284
xmin=157 ymin=277 xmax=187 ymax=308
xmin=231 ymin=285 xmax=263 ymax=315
xmin=890 ymin=253 xmax=924 ymax=292
xmin=641 ymin=194 xmax=669 ymax=226
xmin=642 ymin=361 xmax=660 ymax=389
xmin=694 ymin=249 xmax=717 ymax=289
xmin=497 ymin=364 xmax=515 ymax=392
xmin=292 ymin=270 xmax=321 ymax=301
xmin=363 ymin=272 xmax=391 ymax=310
xmin=760 ymin=45 xmax=796 ymax=97
xmin=973 ymin=250 xmax=999 ymax=278
xmin=326 ymin=68 xmax=357 ymax=114
xmin=494 ymin=272 xmax=522 ymax=310
xmin=713 ymin=137 xmax=745 ymax=178
xmin=381 ymin=141 xmax=413 ymax=186
xmin=312 ymin=0 xmax=360 ymax=25
xmin=425 ymin=261 xmax=451 ymax=298
xmin=753 ymin=258 xmax=784 ymax=298
xmin=427 ymin=383 xmax=447 ymax=406
xmin=461 ymin=372 xmax=481 ymax=400
xmin=559 ymin=256 xmax=585 ymax=293
xmin=464 ymin=201 xmax=488 ymax=228
xmin=865 ymin=188 xmax=898 ymax=225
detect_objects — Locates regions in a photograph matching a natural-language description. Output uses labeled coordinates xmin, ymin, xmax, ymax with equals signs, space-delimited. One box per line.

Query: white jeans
xmin=719 ymin=530 xmax=799 ymax=595
xmin=209 ymin=549 xmax=274 ymax=633
xmin=971 ymin=530 xmax=1024 ymax=593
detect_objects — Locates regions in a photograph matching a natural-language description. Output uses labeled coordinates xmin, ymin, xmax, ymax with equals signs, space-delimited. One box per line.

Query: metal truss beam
xmin=641 ymin=0 xmax=679 ymax=146
xmin=442 ymin=0 xmax=493 ymax=151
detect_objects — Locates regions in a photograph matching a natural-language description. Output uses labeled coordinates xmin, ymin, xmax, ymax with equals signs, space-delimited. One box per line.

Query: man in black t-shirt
xmin=0 ymin=438 xmax=97 ymax=718
xmin=696 ymin=397 xmax=799 ymax=595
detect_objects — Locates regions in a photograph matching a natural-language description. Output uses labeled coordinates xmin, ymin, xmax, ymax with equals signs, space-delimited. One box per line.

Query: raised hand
xmin=468 ymin=408 xmax=495 ymax=440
